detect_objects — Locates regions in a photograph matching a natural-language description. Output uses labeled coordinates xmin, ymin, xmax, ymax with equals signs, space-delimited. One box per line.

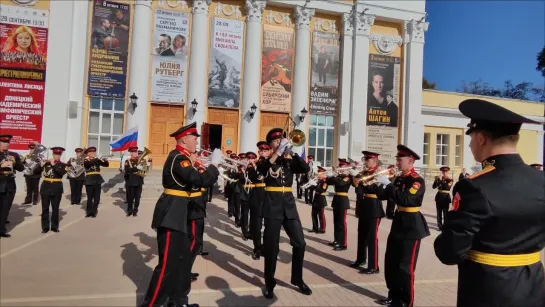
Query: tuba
xmin=23 ymin=143 xmax=47 ymax=176
xmin=136 ymin=147 xmax=151 ymax=177
xmin=68 ymin=147 xmax=87 ymax=178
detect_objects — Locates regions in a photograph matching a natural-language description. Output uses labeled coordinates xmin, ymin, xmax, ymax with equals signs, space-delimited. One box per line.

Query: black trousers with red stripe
xmin=189 ymin=218 xmax=204 ymax=268
xmin=357 ymin=217 xmax=382 ymax=269
xmin=311 ymin=207 xmax=326 ymax=232
xmin=333 ymin=207 xmax=348 ymax=247
xmin=384 ymin=235 xmax=421 ymax=307
xmin=141 ymin=227 xmax=192 ymax=307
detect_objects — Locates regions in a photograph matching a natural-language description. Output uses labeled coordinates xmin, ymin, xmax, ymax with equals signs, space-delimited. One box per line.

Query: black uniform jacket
xmin=376 ymin=168 xmax=430 ymax=240
xmin=0 ymin=150 xmax=24 ymax=193
xmin=23 ymin=154 xmax=41 ymax=179
xmin=188 ymin=165 xmax=211 ymax=220
xmin=228 ymin=169 xmax=242 ymax=195
xmin=312 ymin=179 xmax=328 ymax=208
xmin=66 ymin=157 xmax=85 ymax=180
xmin=434 ymin=154 xmax=545 ymax=307
xmin=40 ymin=161 xmax=67 ymax=195
xmin=326 ymin=175 xmax=351 ymax=210
xmin=256 ymin=153 xmax=310 ymax=220
xmin=151 ymin=149 xmax=219 ymax=233
xmin=354 ymin=167 xmax=386 ymax=219
xmin=240 ymin=167 xmax=253 ymax=202
xmin=432 ymin=177 xmax=453 ymax=203
xmin=83 ymin=157 xmax=109 ymax=185
xmin=247 ymin=162 xmax=266 ymax=214
xmin=124 ymin=158 xmax=144 ymax=187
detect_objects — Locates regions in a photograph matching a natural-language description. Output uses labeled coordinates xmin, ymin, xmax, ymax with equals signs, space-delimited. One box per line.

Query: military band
xmin=39 ymin=147 xmax=67 ymax=233
xmin=22 ymin=143 xmax=41 ymax=205
xmin=432 ymin=166 xmax=453 ymax=231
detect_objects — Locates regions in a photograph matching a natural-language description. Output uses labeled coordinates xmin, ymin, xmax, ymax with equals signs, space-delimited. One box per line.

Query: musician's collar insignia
xmin=482 ymin=159 xmax=495 ymax=168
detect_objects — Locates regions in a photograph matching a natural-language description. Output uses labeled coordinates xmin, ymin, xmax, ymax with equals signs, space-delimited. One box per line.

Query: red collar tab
xmin=402 ymin=168 xmax=415 ymax=177
xmin=174 ymin=128 xmax=198 ymax=140
xmin=175 ymin=145 xmax=191 ymax=156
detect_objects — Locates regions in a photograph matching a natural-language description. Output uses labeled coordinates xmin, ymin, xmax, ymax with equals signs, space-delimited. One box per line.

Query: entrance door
xmin=208 ymin=108 xmax=239 ymax=153
xmin=209 ymin=124 xmax=222 ymax=150
xmin=260 ymin=111 xmax=289 ymax=141
xmin=149 ymin=104 xmax=185 ymax=168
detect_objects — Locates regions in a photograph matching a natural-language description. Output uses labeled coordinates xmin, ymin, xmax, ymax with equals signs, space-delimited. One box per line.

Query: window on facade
xmin=87 ymin=97 xmax=125 ymax=156
xmin=435 ymin=134 xmax=449 ymax=166
xmin=455 ymin=135 xmax=462 ymax=167
xmin=308 ymin=114 xmax=335 ymax=167
xmin=423 ymin=133 xmax=430 ymax=165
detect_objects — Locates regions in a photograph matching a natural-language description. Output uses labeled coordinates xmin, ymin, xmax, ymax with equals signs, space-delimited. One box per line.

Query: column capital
xmin=354 ymin=13 xmax=375 ymax=36
xmin=293 ymin=6 xmax=315 ymax=30
xmin=192 ymin=0 xmax=212 ymax=15
xmin=245 ymin=0 xmax=266 ymax=23
xmin=405 ymin=19 xmax=429 ymax=44
xmin=342 ymin=12 xmax=353 ymax=36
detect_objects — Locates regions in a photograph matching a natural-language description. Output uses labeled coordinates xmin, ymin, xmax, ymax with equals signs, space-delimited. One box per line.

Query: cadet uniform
xmin=326 ymin=159 xmax=352 ymax=251
xmin=432 ymin=166 xmax=453 ymax=230
xmin=434 ymin=99 xmax=545 ymax=307
xmin=124 ymin=146 xmax=144 ymax=217
xmin=352 ymin=151 xmax=386 ymax=274
xmin=240 ymin=152 xmax=255 ymax=240
xmin=141 ymin=122 xmax=219 ymax=307
xmin=0 ymin=135 xmax=25 ymax=238
xmin=227 ymin=154 xmax=243 ymax=226
xmin=22 ymin=144 xmax=41 ymax=205
xmin=40 ymin=147 xmax=67 ymax=233
xmin=303 ymin=156 xmax=315 ymax=204
xmin=83 ymin=147 xmax=109 ymax=218
xmin=309 ymin=166 xmax=327 ymax=234
xmin=196 ymin=161 xmax=210 ymax=256
xmin=376 ymin=145 xmax=430 ymax=307
xmin=248 ymin=142 xmax=268 ymax=259
xmin=256 ymin=128 xmax=312 ymax=299
xmin=223 ymin=149 xmax=233 ymax=202
xmin=67 ymin=148 xmax=85 ymax=205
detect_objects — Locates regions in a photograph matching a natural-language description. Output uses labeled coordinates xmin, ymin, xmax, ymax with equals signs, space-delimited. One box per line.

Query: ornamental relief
xmin=212 ymin=2 xmax=243 ymax=20
xmin=264 ymin=10 xmax=293 ymax=27
xmin=313 ymin=17 xmax=340 ymax=34
xmin=369 ymin=33 xmax=403 ymax=56
xmin=156 ymin=0 xmax=189 ymax=11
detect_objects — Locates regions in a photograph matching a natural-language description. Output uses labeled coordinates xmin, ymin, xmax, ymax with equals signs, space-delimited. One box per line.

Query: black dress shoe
xmin=126 ymin=211 xmax=132 ymax=217
xmin=328 ymin=241 xmax=338 ymax=246
xmin=252 ymin=251 xmax=261 ymax=260
xmin=333 ymin=245 xmax=347 ymax=251
xmin=182 ymin=304 xmax=199 ymax=307
xmin=291 ymin=282 xmax=312 ymax=295
xmin=85 ymin=214 xmax=91 ymax=218
xmin=349 ymin=260 xmax=366 ymax=268
xmin=376 ymin=298 xmax=393 ymax=306
xmin=51 ymin=228 xmax=60 ymax=233
xmin=318 ymin=230 xmax=326 ymax=234
xmin=0 ymin=232 xmax=11 ymax=238
xmin=91 ymin=214 xmax=97 ymax=218
xmin=307 ymin=229 xmax=317 ymax=233
xmin=22 ymin=201 xmax=31 ymax=205
xmin=191 ymin=272 xmax=199 ymax=278
xmin=263 ymin=288 xmax=274 ymax=299
xmin=132 ymin=211 xmax=138 ymax=217
xmin=199 ymin=251 xmax=209 ymax=256
xmin=360 ymin=268 xmax=380 ymax=274
xmin=42 ymin=229 xmax=49 ymax=234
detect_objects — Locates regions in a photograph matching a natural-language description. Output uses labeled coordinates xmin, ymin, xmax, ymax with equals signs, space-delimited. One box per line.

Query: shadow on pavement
xmin=206 ymin=276 xmax=278 ymax=306
xmin=6 ymin=203 xmax=33 ymax=232
xmin=120 ymin=241 xmax=154 ymax=306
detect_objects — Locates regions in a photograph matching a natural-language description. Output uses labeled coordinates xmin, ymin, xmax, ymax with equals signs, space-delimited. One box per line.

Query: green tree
xmin=537 ymin=46 xmax=545 ymax=78
xmin=422 ymin=78 xmax=437 ymax=89
xmin=457 ymin=79 xmax=544 ymax=102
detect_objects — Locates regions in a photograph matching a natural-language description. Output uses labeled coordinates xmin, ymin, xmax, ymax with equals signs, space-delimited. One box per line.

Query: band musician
xmin=303 ymin=155 xmax=315 ymax=204
xmin=248 ymin=141 xmax=269 ymax=260
xmin=141 ymin=122 xmax=220 ymax=307
xmin=241 ymin=151 xmax=257 ymax=241
xmin=0 ymin=134 xmax=25 ymax=238
xmin=22 ymin=143 xmax=41 ymax=205
xmin=67 ymin=148 xmax=85 ymax=205
xmin=309 ymin=166 xmax=327 ymax=234
xmin=256 ymin=128 xmax=312 ymax=299
xmin=434 ymin=99 xmax=545 ymax=307
xmin=83 ymin=147 xmax=109 ymax=218
xmin=39 ymin=147 xmax=67 ymax=233
xmin=123 ymin=146 xmax=144 ymax=217
xmin=432 ymin=166 xmax=453 ymax=231
xmin=326 ymin=158 xmax=352 ymax=251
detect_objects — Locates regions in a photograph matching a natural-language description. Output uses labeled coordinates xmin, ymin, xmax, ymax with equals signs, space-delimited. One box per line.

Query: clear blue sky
xmin=424 ymin=1 xmax=545 ymax=92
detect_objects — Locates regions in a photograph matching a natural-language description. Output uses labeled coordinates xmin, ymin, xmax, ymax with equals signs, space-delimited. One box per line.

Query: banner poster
xmin=207 ymin=18 xmax=244 ymax=108
xmin=87 ymin=0 xmax=131 ymax=98
xmin=0 ymin=3 xmax=50 ymax=149
xmin=309 ymin=32 xmax=340 ymax=116
xmin=261 ymin=25 xmax=294 ymax=112
xmin=151 ymin=9 xmax=190 ymax=103
xmin=365 ymin=54 xmax=401 ymax=164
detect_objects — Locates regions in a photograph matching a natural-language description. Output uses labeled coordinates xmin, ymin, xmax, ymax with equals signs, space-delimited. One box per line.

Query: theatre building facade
xmin=1 ymin=0 xmax=543 ymax=173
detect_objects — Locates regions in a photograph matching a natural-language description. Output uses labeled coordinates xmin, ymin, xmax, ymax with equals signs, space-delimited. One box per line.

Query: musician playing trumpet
xmin=83 ymin=147 xmax=109 ymax=218
xmin=39 ymin=147 xmax=67 ymax=233
xmin=350 ymin=151 xmax=387 ymax=274
xmin=326 ymin=158 xmax=352 ymax=251
xmin=22 ymin=143 xmax=41 ymax=206
xmin=67 ymin=148 xmax=85 ymax=205
xmin=240 ymin=151 xmax=256 ymax=241
xmin=0 ymin=134 xmax=25 ymax=238
xmin=432 ymin=166 xmax=453 ymax=231
xmin=248 ymin=142 xmax=269 ymax=260
xmin=309 ymin=166 xmax=328 ymax=234
xmin=123 ymin=146 xmax=144 ymax=217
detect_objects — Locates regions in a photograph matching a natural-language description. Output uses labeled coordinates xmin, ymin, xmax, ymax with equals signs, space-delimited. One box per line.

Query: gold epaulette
xmin=468 ymin=165 xmax=496 ymax=180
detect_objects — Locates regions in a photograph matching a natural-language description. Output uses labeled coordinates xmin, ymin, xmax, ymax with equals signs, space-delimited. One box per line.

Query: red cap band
xmin=174 ymin=128 xmax=198 ymax=140
xmin=271 ymin=132 xmax=283 ymax=139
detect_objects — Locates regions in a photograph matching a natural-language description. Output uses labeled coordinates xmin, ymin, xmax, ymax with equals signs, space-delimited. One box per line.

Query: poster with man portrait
xmin=309 ymin=32 xmax=340 ymax=116
xmin=365 ymin=54 xmax=401 ymax=164
xmin=150 ymin=9 xmax=190 ymax=103
xmin=87 ymin=0 xmax=131 ymax=98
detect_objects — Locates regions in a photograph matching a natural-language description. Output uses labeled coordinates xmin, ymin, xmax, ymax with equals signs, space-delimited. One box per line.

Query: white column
xmin=125 ymin=0 xmax=152 ymax=147
xmin=185 ymin=0 xmax=212 ymax=130
xmin=348 ymin=9 xmax=374 ymax=159
xmin=290 ymin=6 xmax=315 ymax=155
xmin=403 ymin=19 xmax=428 ymax=168
xmin=336 ymin=12 xmax=353 ymax=159
xmin=239 ymin=0 xmax=266 ymax=152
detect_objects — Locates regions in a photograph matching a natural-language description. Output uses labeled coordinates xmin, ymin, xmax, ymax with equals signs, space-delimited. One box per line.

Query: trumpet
xmin=353 ymin=167 xmax=399 ymax=186
xmin=197 ymin=148 xmax=248 ymax=169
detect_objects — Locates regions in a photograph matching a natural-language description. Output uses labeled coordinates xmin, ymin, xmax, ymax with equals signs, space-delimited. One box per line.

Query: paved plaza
xmin=1 ymin=170 xmax=459 ymax=306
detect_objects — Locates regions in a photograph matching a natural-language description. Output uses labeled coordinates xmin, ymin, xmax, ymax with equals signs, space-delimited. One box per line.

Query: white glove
xmin=279 ymin=138 xmax=289 ymax=148
xmin=350 ymin=169 xmax=360 ymax=176
xmin=210 ymin=148 xmax=223 ymax=164
xmin=277 ymin=142 xmax=288 ymax=155
xmin=326 ymin=170 xmax=335 ymax=177
xmin=375 ymin=175 xmax=391 ymax=186
xmin=137 ymin=165 xmax=143 ymax=170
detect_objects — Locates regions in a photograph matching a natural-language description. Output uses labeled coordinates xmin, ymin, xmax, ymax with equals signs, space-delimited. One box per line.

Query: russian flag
xmin=110 ymin=126 xmax=138 ymax=152
xmin=301 ymin=146 xmax=306 ymax=161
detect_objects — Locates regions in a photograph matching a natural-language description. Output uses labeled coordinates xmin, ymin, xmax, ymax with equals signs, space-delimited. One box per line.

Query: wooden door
xmin=149 ymin=104 xmax=184 ymax=168
xmin=200 ymin=122 xmax=210 ymax=149
xmin=260 ymin=111 xmax=289 ymax=141
xmin=208 ymin=108 xmax=239 ymax=153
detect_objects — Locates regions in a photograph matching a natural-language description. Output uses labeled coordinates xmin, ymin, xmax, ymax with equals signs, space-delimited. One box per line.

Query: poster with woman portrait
xmin=365 ymin=54 xmax=401 ymax=164
xmin=0 ymin=2 xmax=50 ymax=150
xmin=150 ymin=9 xmax=190 ymax=103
